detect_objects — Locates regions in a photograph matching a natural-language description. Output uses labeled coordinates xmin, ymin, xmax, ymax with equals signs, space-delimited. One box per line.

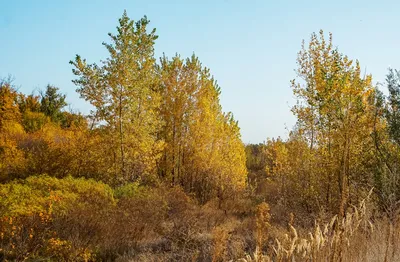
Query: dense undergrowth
xmin=1 ymin=176 xmax=400 ymax=261
xmin=0 ymin=175 xmax=256 ymax=261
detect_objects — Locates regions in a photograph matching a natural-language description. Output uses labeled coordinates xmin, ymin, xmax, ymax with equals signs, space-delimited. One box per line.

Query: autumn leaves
xmin=70 ymin=12 xmax=247 ymax=200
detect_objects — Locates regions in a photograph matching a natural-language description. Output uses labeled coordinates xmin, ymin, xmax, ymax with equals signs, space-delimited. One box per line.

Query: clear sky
xmin=1 ymin=0 xmax=400 ymax=143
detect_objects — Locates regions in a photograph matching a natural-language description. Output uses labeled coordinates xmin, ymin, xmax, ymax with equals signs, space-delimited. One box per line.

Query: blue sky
xmin=1 ymin=0 xmax=399 ymax=143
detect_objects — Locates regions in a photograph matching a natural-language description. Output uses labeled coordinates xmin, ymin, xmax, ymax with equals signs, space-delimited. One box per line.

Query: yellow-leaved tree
xmin=292 ymin=30 xmax=377 ymax=217
xmin=0 ymin=79 xmax=26 ymax=181
xmin=70 ymin=11 xmax=163 ymax=184
xmin=159 ymin=54 xmax=247 ymax=202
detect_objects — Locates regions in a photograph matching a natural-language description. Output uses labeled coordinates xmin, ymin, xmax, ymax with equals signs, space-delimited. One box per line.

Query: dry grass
xmin=239 ymin=192 xmax=400 ymax=262
xmin=3 ymin=179 xmax=399 ymax=262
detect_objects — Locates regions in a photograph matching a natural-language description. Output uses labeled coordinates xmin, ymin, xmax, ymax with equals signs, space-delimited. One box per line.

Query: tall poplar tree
xmin=159 ymin=54 xmax=247 ymax=202
xmin=292 ymin=31 xmax=375 ymax=216
xmin=70 ymin=11 xmax=163 ymax=183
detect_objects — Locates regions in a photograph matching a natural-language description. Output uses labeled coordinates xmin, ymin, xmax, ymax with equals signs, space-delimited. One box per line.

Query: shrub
xmin=0 ymin=175 xmax=115 ymax=261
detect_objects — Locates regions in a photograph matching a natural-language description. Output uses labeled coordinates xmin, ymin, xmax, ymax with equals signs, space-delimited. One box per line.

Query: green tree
xmin=385 ymin=68 xmax=400 ymax=145
xmin=70 ymin=11 xmax=163 ymax=183
xmin=372 ymin=69 xmax=400 ymax=226
xmin=40 ymin=85 xmax=67 ymax=123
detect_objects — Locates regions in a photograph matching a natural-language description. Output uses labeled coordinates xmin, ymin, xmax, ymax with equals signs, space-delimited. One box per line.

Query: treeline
xmin=1 ymin=12 xmax=246 ymax=201
xmin=1 ymin=13 xmax=400 ymax=262
xmin=247 ymin=32 xmax=400 ymax=227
